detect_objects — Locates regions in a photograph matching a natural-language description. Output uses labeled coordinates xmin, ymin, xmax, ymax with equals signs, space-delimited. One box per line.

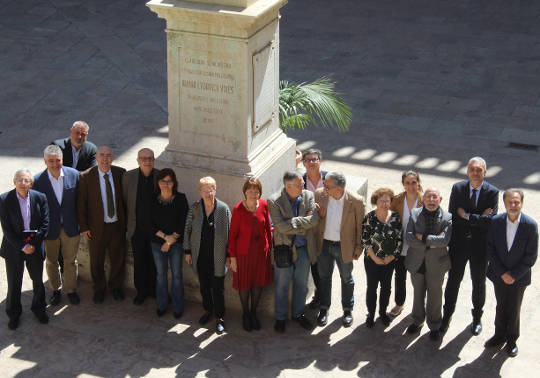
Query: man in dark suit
xmin=53 ymin=120 xmax=97 ymax=172
xmin=33 ymin=145 xmax=81 ymax=305
xmin=0 ymin=169 xmax=49 ymax=330
xmin=78 ymin=146 xmax=126 ymax=303
xmin=122 ymin=148 xmax=158 ymax=305
xmin=484 ymin=189 xmax=537 ymax=357
xmin=441 ymin=157 xmax=499 ymax=335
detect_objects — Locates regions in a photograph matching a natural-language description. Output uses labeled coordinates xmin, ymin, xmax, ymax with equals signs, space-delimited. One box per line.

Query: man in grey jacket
xmin=268 ymin=171 xmax=319 ymax=333
xmin=405 ymin=187 xmax=452 ymax=341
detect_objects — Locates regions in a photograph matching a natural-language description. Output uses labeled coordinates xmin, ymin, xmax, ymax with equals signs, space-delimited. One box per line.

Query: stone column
xmin=146 ymin=0 xmax=295 ymax=205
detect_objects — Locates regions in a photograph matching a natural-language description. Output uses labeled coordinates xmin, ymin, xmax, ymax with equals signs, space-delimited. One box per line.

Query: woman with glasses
xmin=388 ymin=170 xmax=423 ymax=317
xmin=184 ymin=177 xmax=231 ymax=334
xmin=150 ymin=168 xmax=189 ymax=319
xmin=362 ymin=188 xmax=402 ymax=328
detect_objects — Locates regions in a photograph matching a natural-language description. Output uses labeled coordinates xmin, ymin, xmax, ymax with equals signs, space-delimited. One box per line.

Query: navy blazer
xmin=448 ymin=180 xmax=498 ymax=248
xmin=52 ymin=137 xmax=97 ymax=172
xmin=0 ymin=189 xmax=49 ymax=259
xmin=487 ymin=213 xmax=538 ymax=287
xmin=33 ymin=167 xmax=80 ymax=239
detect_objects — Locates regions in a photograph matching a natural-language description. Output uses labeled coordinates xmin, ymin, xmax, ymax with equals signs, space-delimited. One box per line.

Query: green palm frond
xmin=279 ymin=77 xmax=352 ymax=132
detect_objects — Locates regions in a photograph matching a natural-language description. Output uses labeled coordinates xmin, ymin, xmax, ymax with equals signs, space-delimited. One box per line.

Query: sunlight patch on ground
xmin=167 ymin=323 xmax=190 ymax=335
xmin=523 ymin=172 xmax=540 ymax=184
xmin=332 ymin=146 xmax=356 ymax=157
xmin=351 ymin=148 xmax=377 ymax=160
xmin=393 ymin=154 xmax=418 ymax=166
xmin=373 ymin=151 xmax=398 ymax=163
xmin=436 ymin=160 xmax=461 ymax=172
xmin=415 ymin=157 xmax=439 ymax=169
xmin=296 ymin=140 xmax=316 ymax=151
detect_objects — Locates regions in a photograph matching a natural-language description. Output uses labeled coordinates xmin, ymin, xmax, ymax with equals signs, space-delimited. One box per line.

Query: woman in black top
xmin=362 ymin=187 xmax=402 ymax=328
xmin=151 ymin=168 xmax=189 ymax=318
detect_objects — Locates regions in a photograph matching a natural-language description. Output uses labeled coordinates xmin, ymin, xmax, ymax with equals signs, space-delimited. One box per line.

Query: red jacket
xmin=227 ymin=199 xmax=273 ymax=257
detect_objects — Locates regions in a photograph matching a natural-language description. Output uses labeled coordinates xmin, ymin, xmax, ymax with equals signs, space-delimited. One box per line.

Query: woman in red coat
xmin=228 ymin=177 xmax=273 ymax=332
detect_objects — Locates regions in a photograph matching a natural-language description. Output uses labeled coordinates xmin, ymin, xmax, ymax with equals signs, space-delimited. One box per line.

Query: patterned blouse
xmin=362 ymin=210 xmax=403 ymax=258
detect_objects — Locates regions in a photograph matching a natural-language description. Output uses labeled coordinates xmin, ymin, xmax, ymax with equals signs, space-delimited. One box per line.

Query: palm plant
xmin=278 ymin=77 xmax=352 ymax=132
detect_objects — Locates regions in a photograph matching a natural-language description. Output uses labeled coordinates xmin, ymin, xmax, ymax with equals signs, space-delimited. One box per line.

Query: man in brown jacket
xmin=78 ymin=146 xmax=126 ymax=304
xmin=314 ymin=171 xmax=365 ymax=327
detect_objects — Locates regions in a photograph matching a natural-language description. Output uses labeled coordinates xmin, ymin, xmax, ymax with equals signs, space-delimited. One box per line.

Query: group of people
xmin=0 ymin=123 xmax=537 ymax=359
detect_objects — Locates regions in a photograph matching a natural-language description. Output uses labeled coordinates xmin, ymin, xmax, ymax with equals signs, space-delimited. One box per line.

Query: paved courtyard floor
xmin=1 ymin=0 xmax=539 ymax=377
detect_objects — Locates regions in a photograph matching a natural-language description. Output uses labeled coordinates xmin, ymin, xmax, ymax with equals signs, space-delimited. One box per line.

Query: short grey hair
xmin=14 ymin=169 xmax=33 ymax=181
xmin=468 ymin=156 xmax=487 ymax=170
xmin=325 ymin=171 xmax=346 ymax=188
xmin=72 ymin=120 xmax=89 ymax=130
xmin=43 ymin=145 xmax=63 ymax=158
xmin=283 ymin=170 xmax=303 ymax=185
xmin=503 ymin=188 xmax=524 ymax=202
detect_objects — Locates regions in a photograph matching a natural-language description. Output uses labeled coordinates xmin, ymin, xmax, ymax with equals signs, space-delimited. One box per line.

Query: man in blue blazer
xmin=484 ymin=189 xmax=538 ymax=357
xmin=441 ymin=157 xmax=499 ymax=335
xmin=0 ymin=169 xmax=49 ymax=330
xmin=33 ymin=145 xmax=81 ymax=306
xmin=52 ymin=120 xmax=97 ymax=172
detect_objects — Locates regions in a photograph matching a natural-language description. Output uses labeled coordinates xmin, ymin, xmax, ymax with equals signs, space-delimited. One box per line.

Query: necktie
xmin=470 ymin=188 xmax=478 ymax=210
xmin=104 ymin=173 xmax=115 ymax=218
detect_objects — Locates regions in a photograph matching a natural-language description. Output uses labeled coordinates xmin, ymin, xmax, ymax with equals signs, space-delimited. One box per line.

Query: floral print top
xmin=362 ymin=210 xmax=402 ymax=258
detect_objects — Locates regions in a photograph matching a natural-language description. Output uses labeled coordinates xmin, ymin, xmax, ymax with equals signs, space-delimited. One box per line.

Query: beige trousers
xmin=44 ymin=228 xmax=80 ymax=293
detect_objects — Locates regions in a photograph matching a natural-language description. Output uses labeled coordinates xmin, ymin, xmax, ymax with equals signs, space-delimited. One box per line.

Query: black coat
xmin=52 ymin=137 xmax=97 ymax=172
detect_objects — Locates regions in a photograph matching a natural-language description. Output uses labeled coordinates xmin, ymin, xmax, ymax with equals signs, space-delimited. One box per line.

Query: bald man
xmin=78 ymin=146 xmax=126 ymax=304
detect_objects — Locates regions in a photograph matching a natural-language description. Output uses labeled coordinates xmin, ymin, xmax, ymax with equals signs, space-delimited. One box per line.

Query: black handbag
xmin=274 ymin=244 xmax=293 ymax=268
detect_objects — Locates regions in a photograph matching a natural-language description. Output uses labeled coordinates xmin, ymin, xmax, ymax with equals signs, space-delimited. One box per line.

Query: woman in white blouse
xmin=389 ymin=170 xmax=423 ymax=316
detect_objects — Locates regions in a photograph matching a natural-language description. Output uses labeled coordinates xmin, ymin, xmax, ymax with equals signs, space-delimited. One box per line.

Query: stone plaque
xmin=252 ymin=42 xmax=275 ymax=133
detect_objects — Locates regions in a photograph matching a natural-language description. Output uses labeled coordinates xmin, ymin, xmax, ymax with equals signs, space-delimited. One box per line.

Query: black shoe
xmin=34 ymin=311 xmax=49 ymax=324
xmin=342 ymin=310 xmax=353 ymax=328
xmin=173 ymin=310 xmax=183 ymax=319
xmin=506 ymin=343 xmax=518 ymax=357
xmin=199 ymin=312 xmax=212 ymax=325
xmin=133 ymin=294 xmax=146 ymax=305
xmin=67 ymin=292 xmax=80 ymax=305
xmin=380 ymin=314 xmax=391 ymax=327
xmin=293 ymin=314 xmax=313 ymax=331
xmin=157 ymin=308 xmax=167 ymax=317
xmin=484 ymin=335 xmax=505 ymax=348
xmin=429 ymin=330 xmax=441 ymax=341
xmin=366 ymin=315 xmax=375 ymax=328
xmin=251 ymin=311 xmax=261 ymax=331
xmin=471 ymin=320 xmax=482 ymax=336
xmin=406 ymin=323 xmax=422 ymax=334
xmin=274 ymin=319 xmax=286 ymax=333
xmin=49 ymin=290 xmax=61 ymax=305
xmin=307 ymin=297 xmax=320 ymax=310
xmin=112 ymin=289 xmax=125 ymax=301
xmin=93 ymin=291 xmax=105 ymax=304
xmin=216 ymin=319 xmax=225 ymax=334
xmin=242 ymin=312 xmax=252 ymax=332
xmin=317 ymin=309 xmax=328 ymax=327
xmin=8 ymin=317 xmax=19 ymax=330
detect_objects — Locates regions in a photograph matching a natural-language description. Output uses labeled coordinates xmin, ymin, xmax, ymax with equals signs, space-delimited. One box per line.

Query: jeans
xmin=317 ymin=240 xmax=354 ymax=311
xmin=151 ymin=242 xmax=184 ymax=314
xmin=274 ymin=246 xmax=310 ymax=320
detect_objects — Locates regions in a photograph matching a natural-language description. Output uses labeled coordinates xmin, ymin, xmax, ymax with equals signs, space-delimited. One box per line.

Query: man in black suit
xmin=53 ymin=120 xmax=97 ymax=172
xmin=441 ymin=157 xmax=499 ymax=335
xmin=484 ymin=189 xmax=537 ymax=357
xmin=0 ymin=169 xmax=49 ymax=330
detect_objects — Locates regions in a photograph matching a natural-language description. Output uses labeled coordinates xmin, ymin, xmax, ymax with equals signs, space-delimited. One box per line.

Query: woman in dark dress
xmin=228 ymin=178 xmax=273 ymax=331
xmin=150 ymin=168 xmax=189 ymax=318
xmin=362 ymin=187 xmax=402 ymax=328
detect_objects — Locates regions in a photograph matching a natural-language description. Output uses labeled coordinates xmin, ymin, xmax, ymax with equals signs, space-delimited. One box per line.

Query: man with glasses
xmin=123 ymin=148 xmax=158 ymax=305
xmin=0 ymin=170 xmax=49 ymax=330
xmin=78 ymin=146 xmax=126 ymax=304
xmin=53 ymin=120 xmax=97 ymax=172
xmin=302 ymin=149 xmax=327 ymax=309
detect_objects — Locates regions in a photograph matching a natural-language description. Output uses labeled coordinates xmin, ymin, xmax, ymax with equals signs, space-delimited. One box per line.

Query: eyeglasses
xmin=304 ymin=158 xmax=320 ymax=163
xmin=15 ymin=178 xmax=32 ymax=184
xmin=138 ymin=157 xmax=154 ymax=162
xmin=200 ymin=189 xmax=216 ymax=194
xmin=159 ymin=180 xmax=173 ymax=185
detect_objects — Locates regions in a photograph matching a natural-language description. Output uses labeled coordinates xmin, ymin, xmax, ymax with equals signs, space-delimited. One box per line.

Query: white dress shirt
xmin=98 ymin=169 xmax=118 ymax=223
xmin=47 ymin=168 xmax=64 ymax=205
xmin=506 ymin=213 xmax=521 ymax=252
xmin=306 ymin=175 xmax=324 ymax=193
xmin=400 ymin=198 xmax=418 ymax=256
xmin=323 ymin=193 xmax=345 ymax=242
xmin=469 ymin=183 xmax=483 ymax=208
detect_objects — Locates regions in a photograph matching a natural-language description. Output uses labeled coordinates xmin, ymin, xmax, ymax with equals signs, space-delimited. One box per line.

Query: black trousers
xmin=364 ymin=257 xmax=394 ymax=317
xmin=393 ymin=256 xmax=407 ymax=306
xmin=493 ymin=281 xmax=526 ymax=343
xmin=4 ymin=252 xmax=46 ymax=319
xmin=198 ymin=264 xmax=225 ymax=318
xmin=131 ymin=231 xmax=156 ymax=297
xmin=311 ymin=262 xmax=321 ymax=300
xmin=443 ymin=240 xmax=488 ymax=319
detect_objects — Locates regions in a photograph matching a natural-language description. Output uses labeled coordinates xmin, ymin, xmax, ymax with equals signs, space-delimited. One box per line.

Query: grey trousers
xmin=410 ymin=270 xmax=446 ymax=330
